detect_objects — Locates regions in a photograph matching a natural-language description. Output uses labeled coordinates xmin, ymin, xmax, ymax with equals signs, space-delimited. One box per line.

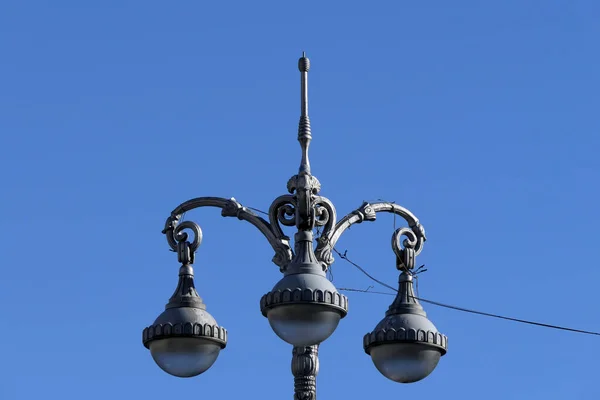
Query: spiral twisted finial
xmin=298 ymin=116 xmax=312 ymax=142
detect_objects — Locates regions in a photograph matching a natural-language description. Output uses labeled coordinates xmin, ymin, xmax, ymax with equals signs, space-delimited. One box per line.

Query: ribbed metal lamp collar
xmin=385 ymin=272 xmax=426 ymax=317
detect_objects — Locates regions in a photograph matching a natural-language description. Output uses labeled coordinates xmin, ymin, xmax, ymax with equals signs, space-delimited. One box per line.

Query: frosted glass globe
xmin=370 ymin=343 xmax=442 ymax=383
xmin=150 ymin=337 xmax=221 ymax=378
xmin=267 ymin=304 xmax=341 ymax=346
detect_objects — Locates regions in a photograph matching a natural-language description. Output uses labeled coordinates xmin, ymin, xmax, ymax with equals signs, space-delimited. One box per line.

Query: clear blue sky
xmin=1 ymin=1 xmax=599 ymax=399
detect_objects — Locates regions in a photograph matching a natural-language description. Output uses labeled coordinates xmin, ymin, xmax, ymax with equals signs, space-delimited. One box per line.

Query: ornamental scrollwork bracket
xmin=315 ymin=201 xmax=427 ymax=270
xmin=268 ymin=173 xmax=336 ymax=270
xmin=162 ymin=197 xmax=293 ymax=270
xmin=161 ymin=219 xmax=203 ymax=266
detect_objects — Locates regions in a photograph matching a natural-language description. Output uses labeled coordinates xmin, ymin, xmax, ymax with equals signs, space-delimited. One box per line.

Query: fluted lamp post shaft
xmin=141 ymin=53 xmax=447 ymax=396
xmin=292 ymin=345 xmax=319 ymax=400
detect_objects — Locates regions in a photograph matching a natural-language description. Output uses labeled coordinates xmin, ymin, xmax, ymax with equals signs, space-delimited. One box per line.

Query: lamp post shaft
xmin=292 ymin=345 xmax=319 ymax=400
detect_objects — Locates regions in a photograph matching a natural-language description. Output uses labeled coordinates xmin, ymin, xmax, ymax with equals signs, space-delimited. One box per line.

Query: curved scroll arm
xmin=162 ymin=197 xmax=293 ymax=270
xmin=314 ymin=201 xmax=426 ymax=269
xmin=268 ymin=194 xmax=297 ymax=242
xmin=313 ymin=196 xmax=336 ymax=234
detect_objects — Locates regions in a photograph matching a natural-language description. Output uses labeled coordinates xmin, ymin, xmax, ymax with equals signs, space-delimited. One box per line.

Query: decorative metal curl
xmin=174 ymin=221 xmax=203 ymax=250
xmin=165 ymin=221 xmax=203 ymax=265
xmin=313 ymin=196 xmax=336 ymax=233
xmin=268 ymin=194 xmax=297 ymax=239
xmin=163 ymin=219 xmax=202 ymax=252
xmin=278 ymin=204 xmax=297 ymax=226
xmin=314 ymin=206 xmax=329 ymax=227
xmin=162 ymin=196 xmax=293 ymax=270
xmin=315 ymin=201 xmax=426 ymax=269
xmin=391 ymin=227 xmax=417 ymax=271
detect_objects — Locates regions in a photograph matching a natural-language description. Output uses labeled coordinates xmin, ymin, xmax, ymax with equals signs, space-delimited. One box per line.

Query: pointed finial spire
xmin=297 ymin=52 xmax=312 ymax=175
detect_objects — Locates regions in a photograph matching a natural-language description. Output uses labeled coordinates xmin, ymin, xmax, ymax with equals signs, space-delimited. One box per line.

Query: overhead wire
xmin=247 ymin=206 xmax=269 ymax=216
xmin=244 ymin=204 xmax=600 ymax=337
xmin=334 ymin=247 xmax=600 ymax=337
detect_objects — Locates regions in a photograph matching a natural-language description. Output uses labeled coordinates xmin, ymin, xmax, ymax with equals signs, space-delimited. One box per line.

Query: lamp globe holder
xmin=260 ymin=231 xmax=348 ymax=347
xmin=143 ymin=226 xmax=227 ymax=378
xmin=364 ymin=269 xmax=447 ymax=383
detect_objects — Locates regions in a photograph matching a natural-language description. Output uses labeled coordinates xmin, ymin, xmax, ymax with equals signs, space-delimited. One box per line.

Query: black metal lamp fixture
xmin=142 ymin=54 xmax=447 ymax=393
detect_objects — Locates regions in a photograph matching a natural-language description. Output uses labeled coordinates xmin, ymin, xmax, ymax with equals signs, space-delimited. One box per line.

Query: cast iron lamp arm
xmin=315 ymin=201 xmax=427 ymax=271
xmin=162 ymin=196 xmax=294 ymax=270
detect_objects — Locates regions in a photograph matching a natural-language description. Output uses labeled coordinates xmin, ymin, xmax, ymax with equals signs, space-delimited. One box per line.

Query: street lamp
xmin=142 ymin=53 xmax=447 ymax=392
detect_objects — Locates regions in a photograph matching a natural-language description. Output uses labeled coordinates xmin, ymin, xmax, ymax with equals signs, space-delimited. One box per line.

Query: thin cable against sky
xmin=247 ymin=205 xmax=600 ymax=337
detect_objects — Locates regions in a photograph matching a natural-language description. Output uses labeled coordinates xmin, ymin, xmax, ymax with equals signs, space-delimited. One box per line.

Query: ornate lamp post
xmin=142 ymin=53 xmax=448 ymax=394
